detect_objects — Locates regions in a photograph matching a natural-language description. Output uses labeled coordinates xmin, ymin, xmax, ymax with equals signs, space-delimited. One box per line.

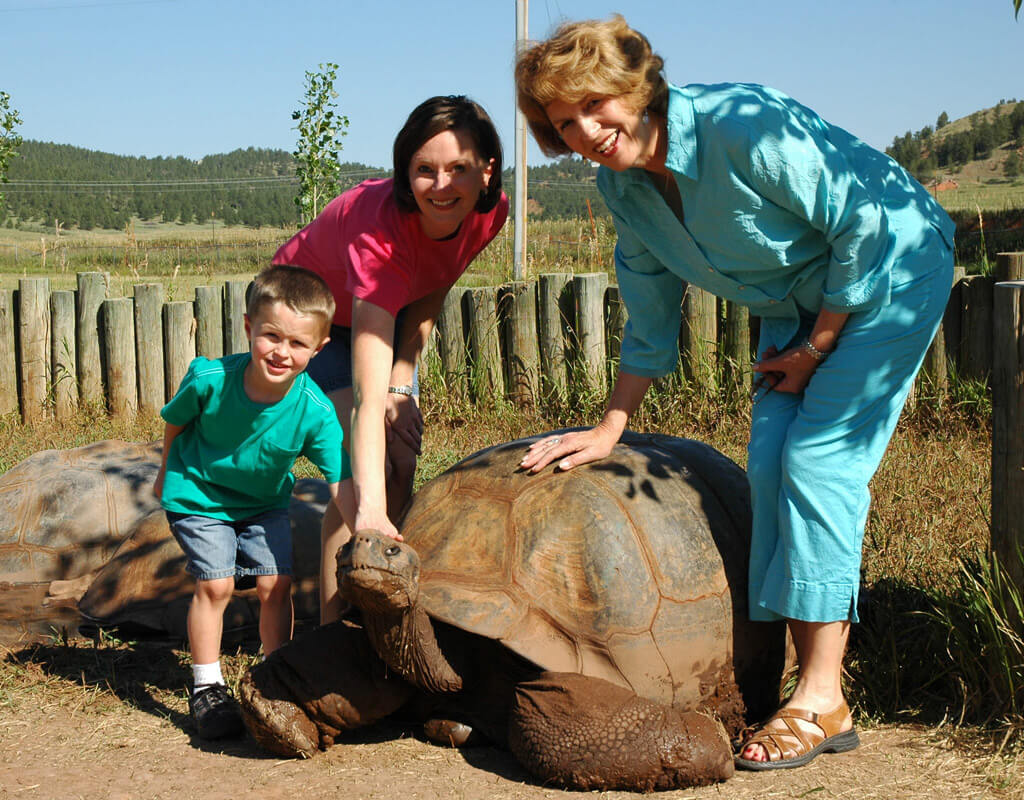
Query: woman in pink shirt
xmin=273 ymin=96 xmax=509 ymax=621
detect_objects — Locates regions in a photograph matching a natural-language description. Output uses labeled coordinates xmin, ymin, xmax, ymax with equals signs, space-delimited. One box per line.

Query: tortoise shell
xmin=0 ymin=440 xmax=328 ymax=644
xmin=0 ymin=440 xmax=162 ymax=583
xmin=399 ymin=429 xmax=783 ymax=720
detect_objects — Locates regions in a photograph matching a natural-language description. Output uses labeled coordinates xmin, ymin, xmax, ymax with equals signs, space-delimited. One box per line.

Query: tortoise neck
xmin=364 ymin=605 xmax=463 ymax=694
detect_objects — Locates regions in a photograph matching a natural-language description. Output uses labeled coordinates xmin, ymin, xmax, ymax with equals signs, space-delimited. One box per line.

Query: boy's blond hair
xmin=515 ymin=14 xmax=668 ymax=157
xmin=247 ymin=265 xmax=335 ymax=339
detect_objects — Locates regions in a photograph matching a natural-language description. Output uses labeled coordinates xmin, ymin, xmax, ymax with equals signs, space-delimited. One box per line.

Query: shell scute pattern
xmin=399 ymin=430 xmax=771 ymax=716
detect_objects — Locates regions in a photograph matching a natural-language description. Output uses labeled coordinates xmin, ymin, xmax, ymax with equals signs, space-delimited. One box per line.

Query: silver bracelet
xmin=801 ymin=337 xmax=830 ymax=361
xmin=388 ymin=385 xmax=415 ymax=396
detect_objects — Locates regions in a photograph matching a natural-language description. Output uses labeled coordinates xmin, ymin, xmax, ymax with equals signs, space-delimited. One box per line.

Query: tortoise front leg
xmin=508 ymin=672 xmax=734 ymax=791
xmin=240 ymin=619 xmax=413 ymax=757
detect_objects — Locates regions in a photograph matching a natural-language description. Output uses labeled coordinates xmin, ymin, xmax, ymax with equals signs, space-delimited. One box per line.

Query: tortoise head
xmin=336 ymin=530 xmax=421 ymax=616
xmin=335 ymin=529 xmax=463 ymax=694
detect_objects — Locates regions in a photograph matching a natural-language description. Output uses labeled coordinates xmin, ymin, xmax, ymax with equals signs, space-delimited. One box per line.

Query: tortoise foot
xmin=509 ymin=672 xmax=734 ymax=791
xmin=239 ymin=619 xmax=414 ymax=758
xmin=239 ymin=663 xmax=319 ymax=757
xmin=423 ymin=718 xmax=483 ymax=747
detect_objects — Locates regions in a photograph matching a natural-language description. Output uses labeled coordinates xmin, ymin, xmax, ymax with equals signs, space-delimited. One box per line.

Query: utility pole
xmin=513 ymin=0 xmax=528 ymax=280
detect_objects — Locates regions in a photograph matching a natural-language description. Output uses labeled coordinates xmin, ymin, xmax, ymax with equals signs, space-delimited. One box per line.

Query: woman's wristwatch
xmin=388 ymin=385 xmax=415 ymax=396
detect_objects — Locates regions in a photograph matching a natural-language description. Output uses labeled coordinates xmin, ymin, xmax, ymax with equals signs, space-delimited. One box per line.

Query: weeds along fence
xmin=0 ymin=225 xmax=618 ymax=282
xmin=0 ymin=255 xmax=1022 ymax=426
xmin=0 ymin=240 xmax=277 ymax=276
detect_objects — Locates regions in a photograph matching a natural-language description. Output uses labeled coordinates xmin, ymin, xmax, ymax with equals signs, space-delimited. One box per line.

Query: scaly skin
xmin=509 ymin=672 xmax=734 ymax=790
xmin=339 ymin=531 xmax=464 ymax=694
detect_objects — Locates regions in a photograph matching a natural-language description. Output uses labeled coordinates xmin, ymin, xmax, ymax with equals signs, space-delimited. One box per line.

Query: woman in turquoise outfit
xmin=516 ymin=15 xmax=954 ymax=771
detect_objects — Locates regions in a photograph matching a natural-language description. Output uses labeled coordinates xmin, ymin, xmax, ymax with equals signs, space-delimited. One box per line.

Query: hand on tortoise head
xmin=519 ymin=426 xmax=618 ymax=474
xmin=354 ymin=505 xmax=403 ymax=542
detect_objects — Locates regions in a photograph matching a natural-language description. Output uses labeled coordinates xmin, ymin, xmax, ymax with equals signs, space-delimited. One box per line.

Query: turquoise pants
xmin=746 ymin=233 xmax=953 ymax=623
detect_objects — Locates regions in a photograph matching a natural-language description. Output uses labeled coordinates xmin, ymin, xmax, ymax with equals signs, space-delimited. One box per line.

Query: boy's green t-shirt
xmin=160 ymin=353 xmax=349 ymax=521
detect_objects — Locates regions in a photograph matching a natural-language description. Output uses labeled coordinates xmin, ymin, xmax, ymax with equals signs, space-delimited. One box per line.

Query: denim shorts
xmin=307 ymin=316 xmax=419 ymax=396
xmin=166 ymin=508 xmax=292 ymax=582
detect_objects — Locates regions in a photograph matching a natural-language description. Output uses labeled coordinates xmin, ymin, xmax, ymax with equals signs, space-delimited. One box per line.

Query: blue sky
xmin=1 ymin=0 xmax=1021 ymax=167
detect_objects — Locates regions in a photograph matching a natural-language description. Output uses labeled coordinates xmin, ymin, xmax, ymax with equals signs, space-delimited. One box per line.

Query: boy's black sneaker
xmin=189 ymin=683 xmax=245 ymax=740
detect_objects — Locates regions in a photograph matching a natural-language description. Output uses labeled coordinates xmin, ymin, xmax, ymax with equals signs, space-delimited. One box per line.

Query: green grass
xmin=935 ymin=181 xmax=1024 ymax=213
xmin=0 ymin=217 xmax=619 ymax=294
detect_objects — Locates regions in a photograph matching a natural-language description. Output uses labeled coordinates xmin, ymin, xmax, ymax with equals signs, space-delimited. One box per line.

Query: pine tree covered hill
xmin=3 ymin=142 xmax=386 ymax=231
xmin=886 ymin=99 xmax=1024 ymax=183
xmin=2 ymin=140 xmax=605 ymax=231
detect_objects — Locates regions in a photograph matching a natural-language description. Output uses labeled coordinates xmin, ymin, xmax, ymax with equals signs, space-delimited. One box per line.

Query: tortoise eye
xmin=385 ymin=545 xmax=401 ymax=557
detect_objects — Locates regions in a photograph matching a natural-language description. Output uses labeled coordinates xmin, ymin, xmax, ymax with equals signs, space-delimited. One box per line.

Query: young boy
xmin=154 ymin=264 xmax=354 ymax=740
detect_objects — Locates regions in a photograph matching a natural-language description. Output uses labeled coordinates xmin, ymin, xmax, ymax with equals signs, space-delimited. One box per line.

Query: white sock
xmin=192 ymin=661 xmax=225 ymax=694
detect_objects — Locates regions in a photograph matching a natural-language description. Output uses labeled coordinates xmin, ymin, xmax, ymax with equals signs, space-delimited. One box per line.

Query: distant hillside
xmin=2 ymin=141 xmax=385 ymax=231
xmin=0 ymin=140 xmax=607 ymax=231
xmin=886 ymin=99 xmax=1024 ymax=185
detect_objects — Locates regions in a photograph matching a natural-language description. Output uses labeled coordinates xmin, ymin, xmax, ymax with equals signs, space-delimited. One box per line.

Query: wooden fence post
xmin=681 ymin=284 xmax=718 ymax=393
xmin=102 ymin=297 xmax=137 ymax=419
xmin=991 ymin=280 xmax=1024 ymax=588
xmin=163 ymin=301 xmax=196 ymax=401
xmin=0 ymin=289 xmax=18 ymax=416
xmin=959 ymin=274 xmax=994 ymax=383
xmin=76 ymin=272 xmax=107 ymax=407
xmin=537 ymin=273 xmax=572 ymax=401
xmin=573 ymin=273 xmax=609 ymax=394
xmin=195 ymin=285 xmax=224 ymax=360
xmin=722 ymin=300 xmax=751 ymax=395
xmin=604 ymin=285 xmax=626 ymax=377
xmin=435 ymin=287 xmax=468 ymax=400
xmin=464 ymin=286 xmax=503 ymax=402
xmin=943 ymin=266 xmax=967 ymax=376
xmin=50 ymin=290 xmax=78 ymax=419
xmin=996 ymin=252 xmax=1024 ymax=283
xmin=223 ymin=279 xmax=249 ymax=355
xmin=18 ymin=278 xmax=51 ymax=424
xmin=134 ymin=283 xmax=166 ymax=417
xmin=500 ymin=281 xmax=540 ymax=408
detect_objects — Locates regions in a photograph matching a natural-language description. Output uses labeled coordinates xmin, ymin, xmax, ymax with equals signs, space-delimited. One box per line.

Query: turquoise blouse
xmin=599 ymin=82 xmax=956 ymax=377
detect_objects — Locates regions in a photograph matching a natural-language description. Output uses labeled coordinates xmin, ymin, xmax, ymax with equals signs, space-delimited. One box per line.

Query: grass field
xmin=0 ymin=217 xmax=619 ymax=295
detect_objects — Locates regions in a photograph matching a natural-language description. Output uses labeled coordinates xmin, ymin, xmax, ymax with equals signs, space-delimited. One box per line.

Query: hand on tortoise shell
xmin=519 ymin=426 xmax=617 ymax=474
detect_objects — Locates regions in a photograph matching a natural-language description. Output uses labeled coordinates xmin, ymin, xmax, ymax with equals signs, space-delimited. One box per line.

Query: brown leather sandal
xmin=734 ymin=700 xmax=859 ymax=771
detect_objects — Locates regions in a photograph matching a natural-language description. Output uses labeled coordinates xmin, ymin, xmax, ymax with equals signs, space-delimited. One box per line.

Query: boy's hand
xmin=153 ymin=470 xmax=165 ymax=500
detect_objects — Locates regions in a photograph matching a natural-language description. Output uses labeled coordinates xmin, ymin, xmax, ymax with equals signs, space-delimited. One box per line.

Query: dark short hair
xmin=247 ymin=264 xmax=335 ymax=338
xmin=392 ymin=95 xmax=504 ymax=214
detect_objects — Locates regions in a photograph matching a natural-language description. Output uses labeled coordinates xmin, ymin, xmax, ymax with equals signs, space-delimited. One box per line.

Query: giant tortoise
xmin=240 ymin=430 xmax=786 ymax=791
xmin=0 ymin=440 xmax=327 ymax=644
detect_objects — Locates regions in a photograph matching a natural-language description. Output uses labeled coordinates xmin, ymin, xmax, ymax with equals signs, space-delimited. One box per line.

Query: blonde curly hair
xmin=515 ymin=15 xmax=668 ymax=157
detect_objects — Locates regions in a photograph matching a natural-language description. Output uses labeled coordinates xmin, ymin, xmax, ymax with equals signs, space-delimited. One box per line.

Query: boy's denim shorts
xmin=166 ymin=508 xmax=292 ymax=582
xmin=307 ymin=317 xmax=419 ymax=396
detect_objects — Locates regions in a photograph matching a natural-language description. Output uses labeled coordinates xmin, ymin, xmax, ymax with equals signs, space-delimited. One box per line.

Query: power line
xmin=0 ymin=0 xmax=173 ymax=12
xmin=5 ymin=168 xmax=388 ymax=188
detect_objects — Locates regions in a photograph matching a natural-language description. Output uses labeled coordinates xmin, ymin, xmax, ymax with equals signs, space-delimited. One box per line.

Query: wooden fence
xmin=1 ymin=254 xmax=1022 ymax=424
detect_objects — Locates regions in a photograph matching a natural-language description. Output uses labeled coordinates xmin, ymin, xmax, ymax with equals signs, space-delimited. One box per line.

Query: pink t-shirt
xmin=273 ymin=178 xmax=509 ymax=327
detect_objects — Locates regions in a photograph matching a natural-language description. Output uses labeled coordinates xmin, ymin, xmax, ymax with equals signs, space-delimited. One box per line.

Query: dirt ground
xmin=1 ymin=637 xmax=1020 ymax=800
